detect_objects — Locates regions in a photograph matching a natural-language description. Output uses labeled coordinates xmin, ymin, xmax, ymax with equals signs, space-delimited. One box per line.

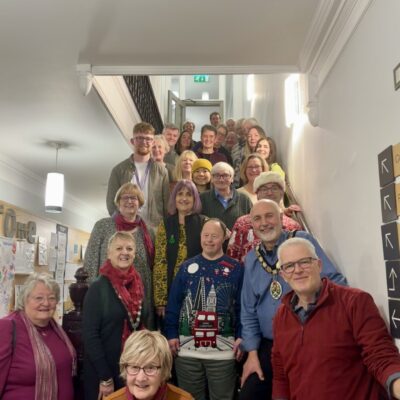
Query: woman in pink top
xmin=0 ymin=273 xmax=76 ymax=400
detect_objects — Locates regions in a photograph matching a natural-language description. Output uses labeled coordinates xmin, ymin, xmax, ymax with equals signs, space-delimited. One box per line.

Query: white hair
xmin=17 ymin=273 xmax=60 ymax=310
xmin=277 ymin=237 xmax=318 ymax=264
xmin=211 ymin=162 xmax=234 ymax=177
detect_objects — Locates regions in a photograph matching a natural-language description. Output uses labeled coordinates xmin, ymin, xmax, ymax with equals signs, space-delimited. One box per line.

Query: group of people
xmin=2 ymin=113 xmax=400 ymax=400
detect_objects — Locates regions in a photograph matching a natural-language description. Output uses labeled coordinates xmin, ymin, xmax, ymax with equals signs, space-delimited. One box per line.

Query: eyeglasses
xmin=134 ymin=136 xmax=153 ymax=143
xmin=120 ymin=195 xmax=139 ymax=203
xmin=246 ymin=165 xmax=262 ymax=171
xmin=280 ymin=257 xmax=317 ymax=275
xmin=29 ymin=295 xmax=58 ymax=304
xmin=125 ymin=365 xmax=161 ymax=376
xmin=212 ymin=173 xmax=231 ymax=180
xmin=257 ymin=185 xmax=282 ymax=194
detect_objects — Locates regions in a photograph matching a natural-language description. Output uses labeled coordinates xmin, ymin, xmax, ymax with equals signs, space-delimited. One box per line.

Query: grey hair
xmin=163 ymin=123 xmax=179 ymax=133
xmin=277 ymin=237 xmax=319 ymax=264
xmin=17 ymin=273 xmax=60 ymax=310
xmin=211 ymin=162 xmax=234 ymax=177
xmin=244 ymin=118 xmax=258 ymax=127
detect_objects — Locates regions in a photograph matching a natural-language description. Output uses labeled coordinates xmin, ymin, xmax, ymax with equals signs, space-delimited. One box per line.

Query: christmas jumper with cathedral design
xmin=165 ymin=253 xmax=243 ymax=360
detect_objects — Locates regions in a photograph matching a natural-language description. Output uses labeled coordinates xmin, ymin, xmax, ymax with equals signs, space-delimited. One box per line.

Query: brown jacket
xmin=104 ymin=384 xmax=193 ymax=400
xmin=106 ymin=156 xmax=170 ymax=229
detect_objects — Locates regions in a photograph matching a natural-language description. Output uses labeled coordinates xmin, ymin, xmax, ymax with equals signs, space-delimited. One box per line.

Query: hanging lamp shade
xmin=45 ymin=172 xmax=64 ymax=213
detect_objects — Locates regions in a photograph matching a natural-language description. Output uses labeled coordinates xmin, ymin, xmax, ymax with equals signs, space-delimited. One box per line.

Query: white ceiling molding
xmin=91 ymin=65 xmax=299 ymax=76
xmin=304 ymin=74 xmax=320 ymax=127
xmin=92 ymin=75 xmax=141 ymax=144
xmin=300 ymin=0 xmax=373 ymax=126
xmin=300 ymin=0 xmax=374 ymax=92
xmin=76 ymin=64 xmax=94 ymax=96
xmin=299 ymin=0 xmax=342 ymax=73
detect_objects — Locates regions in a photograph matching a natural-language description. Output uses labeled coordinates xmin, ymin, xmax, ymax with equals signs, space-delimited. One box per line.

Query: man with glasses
xmin=227 ymin=172 xmax=302 ymax=264
xmin=200 ymin=162 xmax=252 ymax=231
xmin=239 ymin=200 xmax=346 ymax=400
xmin=106 ymin=122 xmax=169 ymax=229
xmin=272 ymin=237 xmax=400 ymax=400
xmin=165 ymin=218 xmax=243 ymax=400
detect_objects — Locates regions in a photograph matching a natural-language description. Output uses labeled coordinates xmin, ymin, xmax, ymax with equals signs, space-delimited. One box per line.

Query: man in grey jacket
xmin=106 ymin=122 xmax=170 ymax=230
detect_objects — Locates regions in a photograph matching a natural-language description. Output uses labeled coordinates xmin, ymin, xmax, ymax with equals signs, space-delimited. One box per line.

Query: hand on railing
xmin=283 ymin=204 xmax=302 ymax=217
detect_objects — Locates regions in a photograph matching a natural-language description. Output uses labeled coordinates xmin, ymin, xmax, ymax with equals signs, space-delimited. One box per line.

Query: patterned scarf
xmin=100 ymin=259 xmax=145 ymax=345
xmin=125 ymin=383 xmax=168 ymax=400
xmin=19 ymin=311 xmax=77 ymax=400
xmin=114 ymin=213 xmax=155 ymax=266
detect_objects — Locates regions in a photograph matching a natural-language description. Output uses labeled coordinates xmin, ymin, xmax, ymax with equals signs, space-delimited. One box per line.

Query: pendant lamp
xmin=45 ymin=142 xmax=65 ymax=213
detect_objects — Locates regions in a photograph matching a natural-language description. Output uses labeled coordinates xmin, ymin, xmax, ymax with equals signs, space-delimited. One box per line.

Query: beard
xmin=256 ymin=225 xmax=281 ymax=243
xmin=136 ymin=146 xmax=151 ymax=156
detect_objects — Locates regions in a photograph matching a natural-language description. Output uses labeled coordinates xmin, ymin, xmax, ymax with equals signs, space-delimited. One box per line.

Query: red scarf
xmin=125 ymin=383 xmax=167 ymax=400
xmin=114 ymin=213 xmax=155 ymax=266
xmin=100 ymin=260 xmax=144 ymax=345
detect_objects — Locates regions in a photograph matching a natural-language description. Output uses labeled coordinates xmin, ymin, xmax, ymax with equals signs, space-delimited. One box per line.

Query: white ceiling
xmin=0 ymin=0 xmax=332 ymax=220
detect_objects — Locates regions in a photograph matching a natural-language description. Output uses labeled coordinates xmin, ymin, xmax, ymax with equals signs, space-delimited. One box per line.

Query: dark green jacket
xmin=200 ymin=188 xmax=252 ymax=230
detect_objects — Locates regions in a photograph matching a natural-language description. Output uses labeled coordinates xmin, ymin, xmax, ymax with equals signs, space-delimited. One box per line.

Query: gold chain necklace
xmin=255 ymin=244 xmax=283 ymax=300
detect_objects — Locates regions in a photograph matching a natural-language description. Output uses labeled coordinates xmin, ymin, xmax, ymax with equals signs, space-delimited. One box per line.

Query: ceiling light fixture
xmin=45 ymin=142 xmax=66 ymax=213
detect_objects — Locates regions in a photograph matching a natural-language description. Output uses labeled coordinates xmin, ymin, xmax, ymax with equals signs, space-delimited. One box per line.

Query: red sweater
xmin=272 ymin=279 xmax=400 ymax=400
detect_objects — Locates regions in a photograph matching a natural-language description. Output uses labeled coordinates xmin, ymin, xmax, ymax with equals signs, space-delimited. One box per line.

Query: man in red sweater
xmin=272 ymin=237 xmax=400 ymax=400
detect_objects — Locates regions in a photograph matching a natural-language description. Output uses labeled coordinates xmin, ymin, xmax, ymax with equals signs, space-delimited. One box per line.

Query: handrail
xmin=124 ymin=76 xmax=164 ymax=133
xmin=285 ymin=179 xmax=311 ymax=234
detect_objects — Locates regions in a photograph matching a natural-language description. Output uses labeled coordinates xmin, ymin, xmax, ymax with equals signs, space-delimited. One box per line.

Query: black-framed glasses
xmin=125 ymin=365 xmax=161 ymax=376
xmin=212 ymin=173 xmax=231 ymax=180
xmin=134 ymin=136 xmax=153 ymax=143
xmin=257 ymin=184 xmax=282 ymax=194
xmin=280 ymin=257 xmax=317 ymax=274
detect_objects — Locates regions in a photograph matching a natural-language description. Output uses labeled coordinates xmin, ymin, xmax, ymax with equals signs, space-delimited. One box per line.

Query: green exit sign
xmin=194 ymin=75 xmax=209 ymax=83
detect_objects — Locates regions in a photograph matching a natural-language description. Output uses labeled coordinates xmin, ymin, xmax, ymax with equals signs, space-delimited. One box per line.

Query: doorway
xmin=167 ymin=90 xmax=224 ymax=141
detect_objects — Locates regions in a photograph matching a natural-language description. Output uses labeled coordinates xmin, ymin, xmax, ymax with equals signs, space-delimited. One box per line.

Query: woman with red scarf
xmin=83 ymin=231 xmax=145 ymax=400
xmin=84 ymin=182 xmax=155 ymax=329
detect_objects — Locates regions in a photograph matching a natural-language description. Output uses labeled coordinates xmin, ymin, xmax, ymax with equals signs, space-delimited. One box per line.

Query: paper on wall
xmin=14 ymin=241 xmax=35 ymax=274
xmin=0 ymin=237 xmax=15 ymax=318
xmin=64 ymin=262 xmax=80 ymax=281
xmin=38 ymin=236 xmax=48 ymax=266
xmin=14 ymin=284 xmax=23 ymax=309
xmin=48 ymin=233 xmax=57 ymax=272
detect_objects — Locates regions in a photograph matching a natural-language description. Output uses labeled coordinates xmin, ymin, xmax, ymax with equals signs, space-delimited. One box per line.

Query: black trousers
xmin=239 ymin=338 xmax=273 ymax=400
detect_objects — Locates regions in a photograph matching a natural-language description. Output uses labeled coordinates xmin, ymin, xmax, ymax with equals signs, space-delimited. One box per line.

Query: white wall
xmin=253 ymin=0 xmax=400 ymax=332
xmin=0 ymin=153 xmax=104 ymax=233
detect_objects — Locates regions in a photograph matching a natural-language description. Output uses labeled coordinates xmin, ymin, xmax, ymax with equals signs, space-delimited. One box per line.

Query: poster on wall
xmin=55 ymin=225 xmax=68 ymax=323
xmin=48 ymin=233 xmax=57 ymax=272
xmin=38 ymin=236 xmax=48 ymax=266
xmin=0 ymin=237 xmax=16 ymax=318
xmin=14 ymin=284 xmax=23 ymax=309
xmin=14 ymin=240 xmax=35 ymax=274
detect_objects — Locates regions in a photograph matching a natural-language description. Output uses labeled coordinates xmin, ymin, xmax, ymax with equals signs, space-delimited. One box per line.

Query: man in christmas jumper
xmin=165 ymin=218 xmax=243 ymax=400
